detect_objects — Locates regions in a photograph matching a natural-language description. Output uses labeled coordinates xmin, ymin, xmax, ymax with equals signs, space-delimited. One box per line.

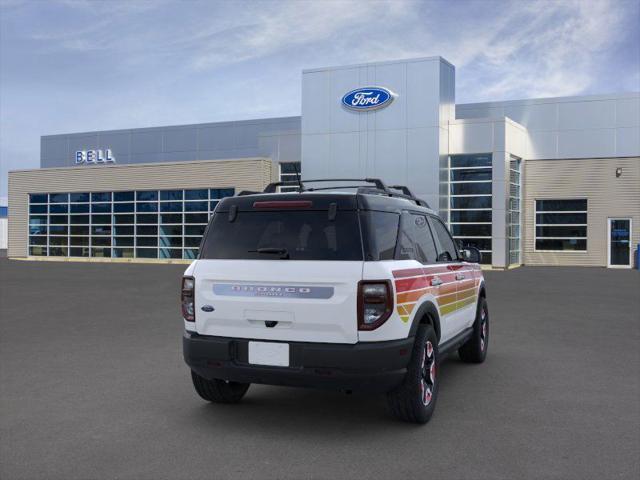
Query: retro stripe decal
xmin=392 ymin=264 xmax=481 ymax=323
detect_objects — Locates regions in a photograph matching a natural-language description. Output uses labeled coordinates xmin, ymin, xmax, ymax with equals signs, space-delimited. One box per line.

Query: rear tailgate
xmin=194 ymin=260 xmax=362 ymax=343
xmin=193 ymin=194 xmax=364 ymax=344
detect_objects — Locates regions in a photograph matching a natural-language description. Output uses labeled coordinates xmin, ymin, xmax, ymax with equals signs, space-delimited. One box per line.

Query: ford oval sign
xmin=342 ymin=86 xmax=396 ymax=111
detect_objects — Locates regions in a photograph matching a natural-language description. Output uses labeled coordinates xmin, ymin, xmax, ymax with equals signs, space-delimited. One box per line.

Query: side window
xmin=396 ymin=213 xmax=438 ymax=264
xmin=360 ymin=211 xmax=400 ymax=261
xmin=428 ymin=216 xmax=459 ymax=262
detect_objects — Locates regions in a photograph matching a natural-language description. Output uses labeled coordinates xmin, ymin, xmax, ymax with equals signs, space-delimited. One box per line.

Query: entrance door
xmin=607 ymin=218 xmax=632 ymax=268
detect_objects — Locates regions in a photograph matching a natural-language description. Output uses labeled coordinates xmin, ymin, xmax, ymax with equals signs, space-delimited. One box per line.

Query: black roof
xmin=216 ymin=191 xmax=436 ymax=215
xmin=229 ymin=178 xmax=434 ymax=215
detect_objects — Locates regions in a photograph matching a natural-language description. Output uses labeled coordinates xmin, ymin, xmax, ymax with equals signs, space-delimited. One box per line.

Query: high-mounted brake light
xmin=357 ymin=280 xmax=393 ymax=331
xmin=181 ymin=276 xmax=195 ymax=322
xmin=253 ymin=200 xmax=313 ymax=209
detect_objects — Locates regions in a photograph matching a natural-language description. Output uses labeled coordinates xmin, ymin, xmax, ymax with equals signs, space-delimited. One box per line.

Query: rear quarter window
xmin=360 ymin=211 xmax=400 ymax=261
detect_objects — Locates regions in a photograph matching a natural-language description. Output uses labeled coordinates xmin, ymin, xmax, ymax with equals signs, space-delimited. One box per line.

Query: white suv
xmin=182 ymin=179 xmax=488 ymax=424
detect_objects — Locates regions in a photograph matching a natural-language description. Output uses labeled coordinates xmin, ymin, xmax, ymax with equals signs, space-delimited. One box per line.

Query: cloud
xmin=464 ymin=0 xmax=628 ymax=99
xmin=0 ymin=0 xmax=638 ymax=198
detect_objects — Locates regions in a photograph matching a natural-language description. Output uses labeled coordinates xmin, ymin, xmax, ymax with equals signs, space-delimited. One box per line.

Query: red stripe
xmin=395 ymin=276 xmax=430 ymax=292
xmin=392 ymin=265 xmax=452 ymax=278
xmin=392 ymin=268 xmax=425 ymax=278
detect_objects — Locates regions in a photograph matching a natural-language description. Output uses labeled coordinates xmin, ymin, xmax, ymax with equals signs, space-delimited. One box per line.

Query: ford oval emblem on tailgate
xmin=201 ymin=305 xmax=215 ymax=312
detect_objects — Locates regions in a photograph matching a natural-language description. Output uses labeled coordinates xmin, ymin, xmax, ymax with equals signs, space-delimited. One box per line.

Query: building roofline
xmin=457 ymin=91 xmax=640 ymax=109
xmin=302 ymin=56 xmax=454 ymax=74
xmin=9 ymin=157 xmax=271 ymax=174
xmin=41 ymin=116 xmax=301 ymax=139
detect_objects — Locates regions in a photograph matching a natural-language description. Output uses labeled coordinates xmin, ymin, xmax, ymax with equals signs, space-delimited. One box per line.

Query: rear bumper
xmin=183 ymin=331 xmax=414 ymax=393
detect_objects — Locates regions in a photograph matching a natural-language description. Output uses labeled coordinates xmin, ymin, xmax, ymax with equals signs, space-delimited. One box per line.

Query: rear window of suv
xmin=200 ymin=210 xmax=363 ymax=260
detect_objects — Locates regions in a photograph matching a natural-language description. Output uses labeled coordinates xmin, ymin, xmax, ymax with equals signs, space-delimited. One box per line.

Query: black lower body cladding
xmin=183 ymin=332 xmax=414 ymax=393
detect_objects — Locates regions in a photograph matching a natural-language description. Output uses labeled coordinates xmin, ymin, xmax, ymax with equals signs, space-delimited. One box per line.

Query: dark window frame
xmin=427 ymin=215 xmax=460 ymax=263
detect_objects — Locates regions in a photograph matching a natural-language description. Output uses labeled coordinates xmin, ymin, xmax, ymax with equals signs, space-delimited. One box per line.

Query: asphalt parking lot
xmin=0 ymin=259 xmax=638 ymax=480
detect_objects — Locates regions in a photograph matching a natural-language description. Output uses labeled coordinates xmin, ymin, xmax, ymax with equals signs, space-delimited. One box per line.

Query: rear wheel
xmin=386 ymin=324 xmax=439 ymax=424
xmin=458 ymin=296 xmax=489 ymax=363
xmin=191 ymin=371 xmax=250 ymax=403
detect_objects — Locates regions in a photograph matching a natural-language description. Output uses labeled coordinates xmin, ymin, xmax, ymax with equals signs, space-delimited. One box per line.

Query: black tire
xmin=386 ymin=325 xmax=439 ymax=424
xmin=190 ymin=371 xmax=250 ymax=403
xmin=458 ymin=296 xmax=489 ymax=363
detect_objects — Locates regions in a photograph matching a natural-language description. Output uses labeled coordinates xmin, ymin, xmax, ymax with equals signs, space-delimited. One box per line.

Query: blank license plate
xmin=248 ymin=341 xmax=290 ymax=367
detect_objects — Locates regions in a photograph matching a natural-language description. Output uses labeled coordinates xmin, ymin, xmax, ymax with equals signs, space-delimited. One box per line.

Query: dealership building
xmin=7 ymin=56 xmax=640 ymax=268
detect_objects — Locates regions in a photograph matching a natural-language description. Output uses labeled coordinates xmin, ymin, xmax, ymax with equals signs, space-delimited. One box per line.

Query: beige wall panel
xmin=8 ymin=158 xmax=273 ymax=258
xmin=523 ymin=157 xmax=640 ymax=266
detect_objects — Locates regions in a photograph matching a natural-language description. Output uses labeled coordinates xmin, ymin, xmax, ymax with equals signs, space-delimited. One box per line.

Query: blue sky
xmin=1 ymin=0 xmax=639 ymax=202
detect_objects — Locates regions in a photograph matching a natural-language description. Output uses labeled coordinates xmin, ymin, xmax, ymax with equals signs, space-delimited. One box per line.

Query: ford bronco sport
xmin=182 ymin=179 xmax=488 ymax=424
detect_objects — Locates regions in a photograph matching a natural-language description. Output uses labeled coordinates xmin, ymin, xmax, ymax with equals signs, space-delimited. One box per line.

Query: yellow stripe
xmin=456 ymin=295 xmax=477 ymax=309
xmin=400 ymin=315 xmax=409 ymax=324
xmin=436 ymin=292 xmax=457 ymax=305
xmin=457 ymin=289 xmax=476 ymax=301
xmin=440 ymin=303 xmax=457 ymax=315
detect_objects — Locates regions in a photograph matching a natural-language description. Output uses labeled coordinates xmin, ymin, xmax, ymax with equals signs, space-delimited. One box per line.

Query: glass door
xmin=607 ymin=218 xmax=632 ymax=268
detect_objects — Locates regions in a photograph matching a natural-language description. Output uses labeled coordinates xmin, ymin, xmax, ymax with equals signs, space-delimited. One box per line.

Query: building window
xmin=508 ymin=157 xmax=522 ymax=265
xmin=279 ymin=162 xmax=301 ymax=192
xmin=449 ymin=154 xmax=492 ymax=264
xmin=28 ymin=188 xmax=235 ymax=260
xmin=535 ymin=199 xmax=587 ymax=251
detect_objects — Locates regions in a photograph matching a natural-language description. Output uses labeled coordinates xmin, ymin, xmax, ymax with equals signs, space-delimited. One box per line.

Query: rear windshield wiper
xmin=249 ymin=247 xmax=290 ymax=259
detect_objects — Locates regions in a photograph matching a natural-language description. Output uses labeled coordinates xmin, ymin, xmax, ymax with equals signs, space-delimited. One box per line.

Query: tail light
xmin=181 ymin=276 xmax=195 ymax=322
xmin=357 ymin=280 xmax=393 ymax=330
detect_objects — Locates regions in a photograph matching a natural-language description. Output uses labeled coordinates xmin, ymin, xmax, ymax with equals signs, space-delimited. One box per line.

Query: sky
xmin=1 ymin=0 xmax=639 ymax=202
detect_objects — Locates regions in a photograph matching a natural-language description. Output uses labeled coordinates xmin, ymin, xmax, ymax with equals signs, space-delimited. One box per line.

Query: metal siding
xmin=523 ymin=157 xmax=640 ymax=266
xmin=8 ymin=158 xmax=273 ymax=258
xmin=456 ymin=93 xmax=640 ymax=160
xmin=41 ymin=117 xmax=301 ymax=168
xmin=0 ymin=218 xmax=7 ymax=249
xmin=301 ymin=57 xmax=453 ymax=215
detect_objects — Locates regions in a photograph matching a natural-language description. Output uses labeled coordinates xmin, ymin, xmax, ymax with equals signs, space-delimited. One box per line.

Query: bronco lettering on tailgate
xmin=213 ymin=284 xmax=334 ymax=299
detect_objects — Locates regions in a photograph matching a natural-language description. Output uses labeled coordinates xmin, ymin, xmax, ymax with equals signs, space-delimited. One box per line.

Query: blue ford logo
xmin=341 ymin=86 xmax=396 ymax=111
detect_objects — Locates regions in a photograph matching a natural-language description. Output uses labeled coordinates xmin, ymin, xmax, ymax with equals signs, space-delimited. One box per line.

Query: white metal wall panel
xmin=301 ymin=57 xmax=454 ymax=213
xmin=617 ymin=127 xmax=640 ymax=157
xmin=457 ymin=93 xmax=640 ymax=160
xmin=0 ymin=218 xmax=7 ymax=250
xmin=557 ymin=99 xmax=616 ymax=130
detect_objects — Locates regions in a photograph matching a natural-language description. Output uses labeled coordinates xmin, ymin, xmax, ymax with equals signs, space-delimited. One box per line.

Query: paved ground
xmin=0 ymin=259 xmax=638 ymax=480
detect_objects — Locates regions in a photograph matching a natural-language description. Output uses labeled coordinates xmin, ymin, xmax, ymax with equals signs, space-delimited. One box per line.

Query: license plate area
xmin=248 ymin=341 xmax=290 ymax=367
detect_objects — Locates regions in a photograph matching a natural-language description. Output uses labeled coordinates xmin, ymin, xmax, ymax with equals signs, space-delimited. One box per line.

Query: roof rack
xmin=261 ymin=178 xmax=430 ymax=208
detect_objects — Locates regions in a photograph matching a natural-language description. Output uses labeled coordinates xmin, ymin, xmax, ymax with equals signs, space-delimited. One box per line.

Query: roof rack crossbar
xmin=261 ymin=177 xmax=429 ymax=208
xmin=305 ymin=185 xmax=382 ymax=192
xmin=300 ymin=178 xmax=390 ymax=192
xmin=262 ymin=181 xmax=304 ymax=193
xmin=388 ymin=185 xmax=430 ymax=208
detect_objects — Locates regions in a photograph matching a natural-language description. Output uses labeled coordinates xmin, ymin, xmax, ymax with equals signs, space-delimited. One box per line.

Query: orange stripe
xmin=435 ymin=282 xmax=457 ymax=295
xmin=397 ymin=288 xmax=430 ymax=304
xmin=437 ymin=292 xmax=457 ymax=306
xmin=403 ymin=303 xmax=416 ymax=315
xmin=395 ymin=274 xmax=459 ymax=293
xmin=458 ymin=279 xmax=475 ymax=290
